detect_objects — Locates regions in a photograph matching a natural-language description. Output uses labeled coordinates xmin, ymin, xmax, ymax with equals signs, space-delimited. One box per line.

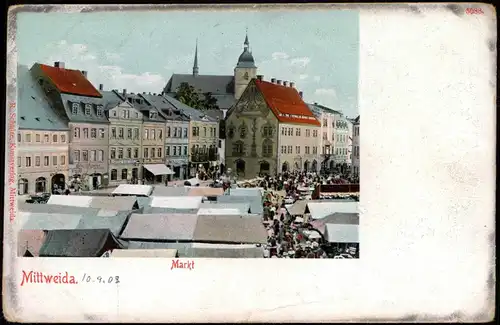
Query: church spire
xmin=192 ymin=38 xmax=199 ymax=76
xmin=244 ymin=28 xmax=250 ymax=52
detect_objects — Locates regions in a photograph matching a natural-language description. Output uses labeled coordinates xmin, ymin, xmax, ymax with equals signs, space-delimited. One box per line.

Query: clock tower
xmin=234 ymin=31 xmax=257 ymax=100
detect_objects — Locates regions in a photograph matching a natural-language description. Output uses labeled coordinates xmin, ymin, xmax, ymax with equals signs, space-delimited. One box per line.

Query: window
xmin=72 ymin=103 xmax=79 ymax=114
xmin=61 ymin=134 xmax=66 ymax=142
xmin=144 ymin=129 xmax=148 ymax=140
xmin=52 ymin=156 xmax=57 ymax=166
xmin=60 ymin=155 xmax=65 ymax=165
xmin=96 ymin=105 xmax=104 ymax=117
xmin=281 ymin=146 xmax=285 ymax=154
xmin=203 ymin=127 xmax=207 ymax=137
xmin=173 ymin=127 xmax=177 ymax=137
xmin=305 ymin=146 xmax=310 ymax=154
xmin=151 ymin=129 xmax=155 ymax=140
xmin=313 ymin=130 xmax=318 ymax=137
xmin=281 ymin=127 xmax=285 ymax=135
xmin=90 ymin=150 xmax=96 ymax=161
xmin=118 ymin=148 xmax=123 ymax=159
xmin=157 ymin=148 xmax=162 ymax=157
xmin=111 ymin=128 xmax=116 ymax=138
xmin=85 ymin=104 xmax=91 ymax=116
xmin=26 ymin=157 xmax=31 ymax=167
xmin=287 ymin=145 xmax=292 ymax=154
xmin=91 ymin=128 xmax=97 ymax=138
xmin=44 ymin=156 xmax=49 ymax=166
xmin=306 ymin=130 xmax=310 ymax=137
xmin=134 ymin=128 xmax=139 ymax=139
xmin=166 ymin=146 xmax=170 ymax=156
xmin=53 ymin=134 xmax=58 ymax=142
xmin=323 ymin=119 xmax=327 ymax=126
xmin=183 ymin=128 xmax=188 ymax=138
xmin=121 ymin=169 xmax=128 ymax=180
xmin=323 ymin=132 xmax=327 ymax=140
xmin=149 ymin=111 xmax=158 ymax=119
xmin=157 ymin=129 xmax=162 ymax=140
xmin=82 ymin=150 xmax=88 ymax=161
xmin=167 ymin=127 xmax=171 ymax=137
xmin=173 ymin=146 xmax=177 ymax=156
xmin=17 ymin=133 xmax=21 ymax=143
xmin=99 ymin=129 xmax=105 ymax=139
xmin=18 ymin=157 xmax=21 ymax=167
xmin=135 ymin=112 xmax=139 ymax=118
xmin=118 ymin=128 xmax=124 ymax=139
xmin=111 ymin=169 xmax=117 ymax=181
xmin=296 ymin=146 xmax=300 ymax=154
xmin=240 ymin=125 xmax=247 ymax=138
xmin=192 ymin=127 xmax=197 ymax=137
xmin=288 ymin=128 xmax=292 ymax=136
xmin=262 ymin=140 xmax=273 ymax=157
xmin=122 ymin=110 xmax=130 ymax=119
xmin=232 ymin=141 xmax=244 ymax=155
xmin=25 ymin=134 xmax=31 ymax=142
xmin=83 ymin=128 xmax=89 ymax=138
xmin=34 ymin=134 xmax=40 ymax=142
xmin=183 ymin=146 xmax=188 ymax=155
xmin=134 ymin=148 xmax=139 ymax=158
xmin=313 ymin=147 xmax=318 ymax=154
xmin=296 ymin=128 xmax=301 ymax=136
xmin=35 ymin=156 xmax=40 ymax=167
xmin=144 ymin=148 xmax=149 ymax=158
xmin=44 ymin=134 xmax=49 ymax=143
xmin=151 ymin=148 xmax=156 ymax=158
xmin=191 ymin=145 xmax=196 ymax=154
xmin=74 ymin=150 xmax=80 ymax=162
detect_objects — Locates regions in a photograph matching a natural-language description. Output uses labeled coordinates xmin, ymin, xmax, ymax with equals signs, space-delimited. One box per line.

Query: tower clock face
xmin=244 ymin=72 xmax=249 ymax=80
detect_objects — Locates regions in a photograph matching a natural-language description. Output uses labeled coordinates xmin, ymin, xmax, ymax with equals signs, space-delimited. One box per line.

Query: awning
xmin=143 ymin=164 xmax=174 ymax=175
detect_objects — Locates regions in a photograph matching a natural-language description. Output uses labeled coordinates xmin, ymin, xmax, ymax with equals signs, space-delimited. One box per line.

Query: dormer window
xmin=112 ymin=110 xmax=117 ymax=117
xmin=85 ymin=104 xmax=92 ymax=116
xmin=71 ymin=103 xmax=79 ymax=114
xmin=96 ymin=105 xmax=104 ymax=117
xmin=149 ymin=111 xmax=158 ymax=119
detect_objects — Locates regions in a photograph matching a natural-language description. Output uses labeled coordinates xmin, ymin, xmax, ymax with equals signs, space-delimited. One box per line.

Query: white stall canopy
xmin=143 ymin=164 xmax=174 ymax=176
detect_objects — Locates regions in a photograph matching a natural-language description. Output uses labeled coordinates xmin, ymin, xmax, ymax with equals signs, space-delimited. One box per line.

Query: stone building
xmin=141 ymin=93 xmax=190 ymax=180
xmin=30 ymin=62 xmax=110 ymax=189
xmin=100 ymin=89 xmax=144 ymax=185
xmin=225 ymin=77 xmax=321 ymax=179
xmin=17 ymin=65 xmax=70 ymax=195
xmin=334 ymin=115 xmax=351 ymax=173
xmin=115 ymin=92 xmax=167 ymax=184
xmin=163 ymin=32 xmax=258 ymax=170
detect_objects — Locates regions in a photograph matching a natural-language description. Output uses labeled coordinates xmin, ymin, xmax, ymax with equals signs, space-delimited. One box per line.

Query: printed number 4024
xmin=466 ymin=8 xmax=484 ymax=15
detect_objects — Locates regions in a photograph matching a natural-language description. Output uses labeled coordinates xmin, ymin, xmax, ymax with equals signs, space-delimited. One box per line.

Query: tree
xmin=175 ymin=82 xmax=200 ymax=108
xmin=199 ymin=92 xmax=219 ymax=110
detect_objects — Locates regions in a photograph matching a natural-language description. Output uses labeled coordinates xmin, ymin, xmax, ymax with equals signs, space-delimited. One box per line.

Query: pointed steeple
xmin=192 ymin=38 xmax=199 ymax=76
xmin=244 ymin=28 xmax=250 ymax=52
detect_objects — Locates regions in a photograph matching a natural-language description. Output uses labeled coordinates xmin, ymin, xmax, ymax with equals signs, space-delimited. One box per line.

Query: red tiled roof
xmin=39 ymin=64 xmax=102 ymax=98
xmin=255 ymin=79 xmax=320 ymax=126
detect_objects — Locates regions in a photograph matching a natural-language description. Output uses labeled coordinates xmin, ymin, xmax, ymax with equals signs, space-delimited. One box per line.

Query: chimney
xmin=81 ymin=70 xmax=88 ymax=78
xmin=271 ymin=78 xmax=276 ymax=83
xmin=54 ymin=61 xmax=65 ymax=69
xmin=290 ymin=82 xmax=295 ymax=88
xmin=299 ymin=91 xmax=303 ymax=98
xmin=122 ymin=89 xmax=127 ymax=96
xmin=283 ymin=81 xmax=288 ymax=87
xmin=99 ymin=84 xmax=103 ymax=91
xmin=277 ymin=80 xmax=282 ymax=85
xmin=256 ymin=75 xmax=263 ymax=81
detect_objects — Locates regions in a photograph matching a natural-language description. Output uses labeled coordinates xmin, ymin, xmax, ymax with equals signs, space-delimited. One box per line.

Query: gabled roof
xmin=38 ymin=64 xmax=102 ymax=98
xmin=113 ymin=92 xmax=166 ymax=123
xmin=39 ymin=229 xmax=127 ymax=257
xmin=139 ymin=94 xmax=190 ymax=122
xmin=159 ymin=94 xmax=217 ymax=122
xmin=164 ymin=74 xmax=234 ymax=96
xmin=254 ymin=79 xmax=320 ymax=126
xmin=17 ymin=65 xmax=69 ymax=131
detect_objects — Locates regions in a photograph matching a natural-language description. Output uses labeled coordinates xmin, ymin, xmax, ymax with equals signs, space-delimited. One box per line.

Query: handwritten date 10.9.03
xmin=82 ymin=273 xmax=120 ymax=284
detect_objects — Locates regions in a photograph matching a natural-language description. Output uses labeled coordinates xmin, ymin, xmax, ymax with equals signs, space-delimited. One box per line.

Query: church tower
xmin=234 ymin=30 xmax=257 ymax=100
xmin=192 ymin=39 xmax=199 ymax=76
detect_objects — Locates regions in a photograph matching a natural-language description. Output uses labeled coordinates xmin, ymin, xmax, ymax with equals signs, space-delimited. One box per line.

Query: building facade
xmin=102 ymin=90 xmax=144 ymax=185
xmin=31 ymin=62 xmax=110 ymax=190
xmin=141 ymin=93 xmax=190 ymax=180
xmin=225 ymin=77 xmax=320 ymax=179
xmin=334 ymin=115 xmax=351 ymax=173
xmin=17 ymin=65 xmax=70 ymax=195
xmin=351 ymin=116 xmax=360 ymax=178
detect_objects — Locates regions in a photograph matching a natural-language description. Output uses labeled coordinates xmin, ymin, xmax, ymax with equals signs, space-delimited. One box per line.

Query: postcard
xmin=4 ymin=3 xmax=495 ymax=322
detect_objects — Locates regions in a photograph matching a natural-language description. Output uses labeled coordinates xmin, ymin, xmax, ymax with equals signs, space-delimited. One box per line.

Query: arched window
xmin=121 ymin=169 xmax=128 ymax=180
xmin=35 ymin=177 xmax=47 ymax=193
xmin=18 ymin=178 xmax=28 ymax=195
xmin=111 ymin=169 xmax=118 ymax=181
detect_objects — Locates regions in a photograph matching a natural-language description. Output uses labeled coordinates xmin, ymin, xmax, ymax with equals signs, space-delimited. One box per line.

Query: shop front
xmin=142 ymin=164 xmax=175 ymax=185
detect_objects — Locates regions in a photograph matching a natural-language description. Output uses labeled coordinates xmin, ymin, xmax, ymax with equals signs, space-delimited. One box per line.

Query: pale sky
xmin=16 ymin=9 xmax=359 ymax=117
